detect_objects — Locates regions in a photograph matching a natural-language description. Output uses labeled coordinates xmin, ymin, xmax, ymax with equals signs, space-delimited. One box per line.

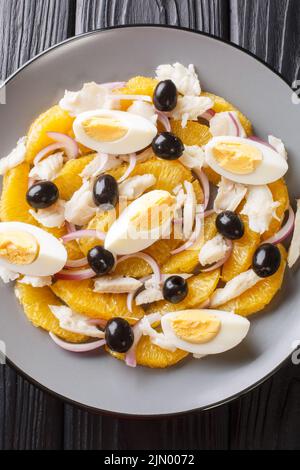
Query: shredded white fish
xmin=127 ymin=101 xmax=157 ymax=124
xmin=93 ymin=276 xmax=143 ymax=294
xmin=139 ymin=315 xmax=176 ymax=351
xmin=119 ymin=174 xmax=156 ymax=200
xmin=210 ymin=269 xmax=261 ymax=307
xmin=59 ymin=82 xmax=115 ymax=116
xmin=156 ymin=63 xmax=201 ymax=96
xmin=49 ymin=305 xmax=105 ymax=338
xmin=179 ymin=145 xmax=205 ymax=169
xmin=135 ymin=287 xmax=164 ymax=305
xmin=199 ymin=234 xmax=231 ymax=266
xmin=0 ymin=266 xmax=19 ymax=283
xmin=268 ymin=135 xmax=288 ymax=160
xmin=65 ymin=181 xmax=97 ymax=226
xmin=0 ymin=136 xmax=27 ymax=175
xmin=19 ymin=275 xmax=52 ymax=287
xmin=29 ymin=200 xmax=66 ymax=228
xmin=171 ymin=95 xmax=213 ymax=128
xmin=288 ymin=199 xmax=300 ymax=268
xmin=80 ymin=153 xmax=121 ymax=179
xmin=29 ymin=152 xmax=64 ymax=181
xmin=209 ymin=111 xmax=246 ymax=138
xmin=214 ymin=177 xmax=248 ymax=213
xmin=241 ymin=185 xmax=280 ymax=234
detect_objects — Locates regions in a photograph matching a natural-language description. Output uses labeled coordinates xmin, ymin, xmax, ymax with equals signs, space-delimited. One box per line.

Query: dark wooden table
xmin=0 ymin=0 xmax=300 ymax=450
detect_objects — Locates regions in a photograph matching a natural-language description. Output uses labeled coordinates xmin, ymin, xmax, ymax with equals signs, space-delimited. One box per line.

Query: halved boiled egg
xmin=105 ymin=190 xmax=176 ymax=255
xmin=161 ymin=309 xmax=250 ymax=355
xmin=205 ymin=136 xmax=288 ymax=185
xmin=0 ymin=222 xmax=67 ymax=276
xmin=73 ymin=109 xmax=157 ymax=154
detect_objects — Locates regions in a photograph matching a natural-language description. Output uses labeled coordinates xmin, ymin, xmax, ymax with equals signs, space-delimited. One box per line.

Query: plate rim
xmin=0 ymin=24 xmax=294 ymax=417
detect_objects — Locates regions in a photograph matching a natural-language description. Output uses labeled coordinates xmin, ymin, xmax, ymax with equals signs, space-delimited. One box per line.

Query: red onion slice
xmin=55 ymin=268 xmax=96 ymax=281
xmin=193 ymin=168 xmax=210 ymax=211
xmin=110 ymin=94 xmax=152 ymax=103
xmin=200 ymin=240 xmax=233 ymax=272
xmin=248 ymin=136 xmax=276 ymax=151
xmin=34 ymin=143 xmax=63 ymax=165
xmin=228 ymin=112 xmax=240 ymax=137
xmin=118 ymin=153 xmax=137 ymax=183
xmin=66 ymin=221 xmax=76 ymax=234
xmin=47 ymin=132 xmax=79 ymax=160
xmin=156 ymin=111 xmax=171 ymax=132
xmin=61 ymin=229 xmax=106 ymax=244
xmin=171 ymin=214 xmax=203 ymax=255
xmin=125 ymin=313 xmax=161 ymax=367
xmin=200 ymin=109 xmax=216 ymax=121
xmin=263 ymin=206 xmax=295 ymax=245
xmin=65 ymin=257 xmax=88 ymax=269
xmin=49 ymin=332 xmax=106 ymax=353
xmin=116 ymin=253 xmax=161 ymax=285
xmin=88 ymin=318 xmax=108 ymax=328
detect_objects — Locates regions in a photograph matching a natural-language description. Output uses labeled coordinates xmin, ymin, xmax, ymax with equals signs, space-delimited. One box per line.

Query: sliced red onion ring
xmin=61 ymin=229 xmax=106 ymax=244
xmin=49 ymin=332 xmax=106 ymax=353
xmin=200 ymin=240 xmax=233 ymax=272
xmin=47 ymin=132 xmax=79 ymax=160
xmin=126 ymin=276 xmax=150 ymax=313
xmin=171 ymin=214 xmax=203 ymax=255
xmin=263 ymin=206 xmax=295 ymax=245
xmin=204 ymin=209 xmax=215 ymax=218
xmin=55 ymin=268 xmax=96 ymax=281
xmin=118 ymin=153 xmax=137 ymax=183
xmin=66 ymin=221 xmax=76 ymax=234
xmin=34 ymin=143 xmax=63 ymax=165
xmin=193 ymin=168 xmax=210 ymax=211
xmin=248 ymin=136 xmax=276 ymax=151
xmin=125 ymin=313 xmax=161 ymax=367
xmin=156 ymin=111 xmax=171 ymax=132
xmin=200 ymin=109 xmax=216 ymax=121
xmin=116 ymin=253 xmax=161 ymax=285
xmin=88 ymin=318 xmax=108 ymax=328
xmin=228 ymin=112 xmax=240 ymax=137
xmin=101 ymin=81 xmax=126 ymax=89
xmin=65 ymin=257 xmax=88 ymax=269
xmin=110 ymin=94 xmax=152 ymax=103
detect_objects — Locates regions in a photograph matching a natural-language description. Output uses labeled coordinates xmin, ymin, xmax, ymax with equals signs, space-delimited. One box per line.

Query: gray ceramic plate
xmin=0 ymin=26 xmax=299 ymax=416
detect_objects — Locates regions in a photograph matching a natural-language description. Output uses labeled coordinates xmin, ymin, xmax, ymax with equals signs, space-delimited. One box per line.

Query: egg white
xmin=205 ymin=136 xmax=288 ymax=185
xmin=105 ymin=190 xmax=174 ymax=255
xmin=161 ymin=309 xmax=250 ymax=355
xmin=73 ymin=109 xmax=157 ymax=155
xmin=0 ymin=222 xmax=67 ymax=276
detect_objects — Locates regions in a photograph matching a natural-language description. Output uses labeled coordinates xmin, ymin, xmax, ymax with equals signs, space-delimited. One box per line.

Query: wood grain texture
xmin=75 ymin=0 xmax=229 ymax=38
xmin=1 ymin=0 xmax=300 ymax=451
xmin=230 ymin=0 xmax=300 ymax=84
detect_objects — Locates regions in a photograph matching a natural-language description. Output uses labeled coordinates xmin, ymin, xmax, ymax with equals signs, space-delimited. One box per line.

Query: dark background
xmin=0 ymin=0 xmax=300 ymax=450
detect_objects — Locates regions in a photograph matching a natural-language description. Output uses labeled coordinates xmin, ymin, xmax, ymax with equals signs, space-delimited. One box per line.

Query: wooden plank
xmin=75 ymin=0 xmax=229 ymax=38
xmin=230 ymin=0 xmax=300 ymax=84
xmin=0 ymin=0 xmax=74 ymax=450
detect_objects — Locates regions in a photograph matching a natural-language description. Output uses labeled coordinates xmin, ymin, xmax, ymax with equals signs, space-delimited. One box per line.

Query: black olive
xmin=151 ymin=132 xmax=184 ymax=160
xmin=163 ymin=275 xmax=188 ymax=304
xmin=105 ymin=318 xmax=134 ymax=353
xmin=87 ymin=246 xmax=115 ymax=275
xmin=216 ymin=211 xmax=245 ymax=240
xmin=252 ymin=243 xmax=281 ymax=278
xmin=93 ymin=174 xmax=119 ymax=208
xmin=26 ymin=181 xmax=59 ymax=209
xmin=153 ymin=80 xmax=178 ymax=112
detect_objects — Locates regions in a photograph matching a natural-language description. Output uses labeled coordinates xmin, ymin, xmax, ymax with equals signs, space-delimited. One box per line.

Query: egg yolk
xmin=171 ymin=310 xmax=221 ymax=344
xmin=130 ymin=192 xmax=176 ymax=232
xmin=212 ymin=141 xmax=262 ymax=174
xmin=0 ymin=231 xmax=39 ymax=265
xmin=82 ymin=116 xmax=128 ymax=142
